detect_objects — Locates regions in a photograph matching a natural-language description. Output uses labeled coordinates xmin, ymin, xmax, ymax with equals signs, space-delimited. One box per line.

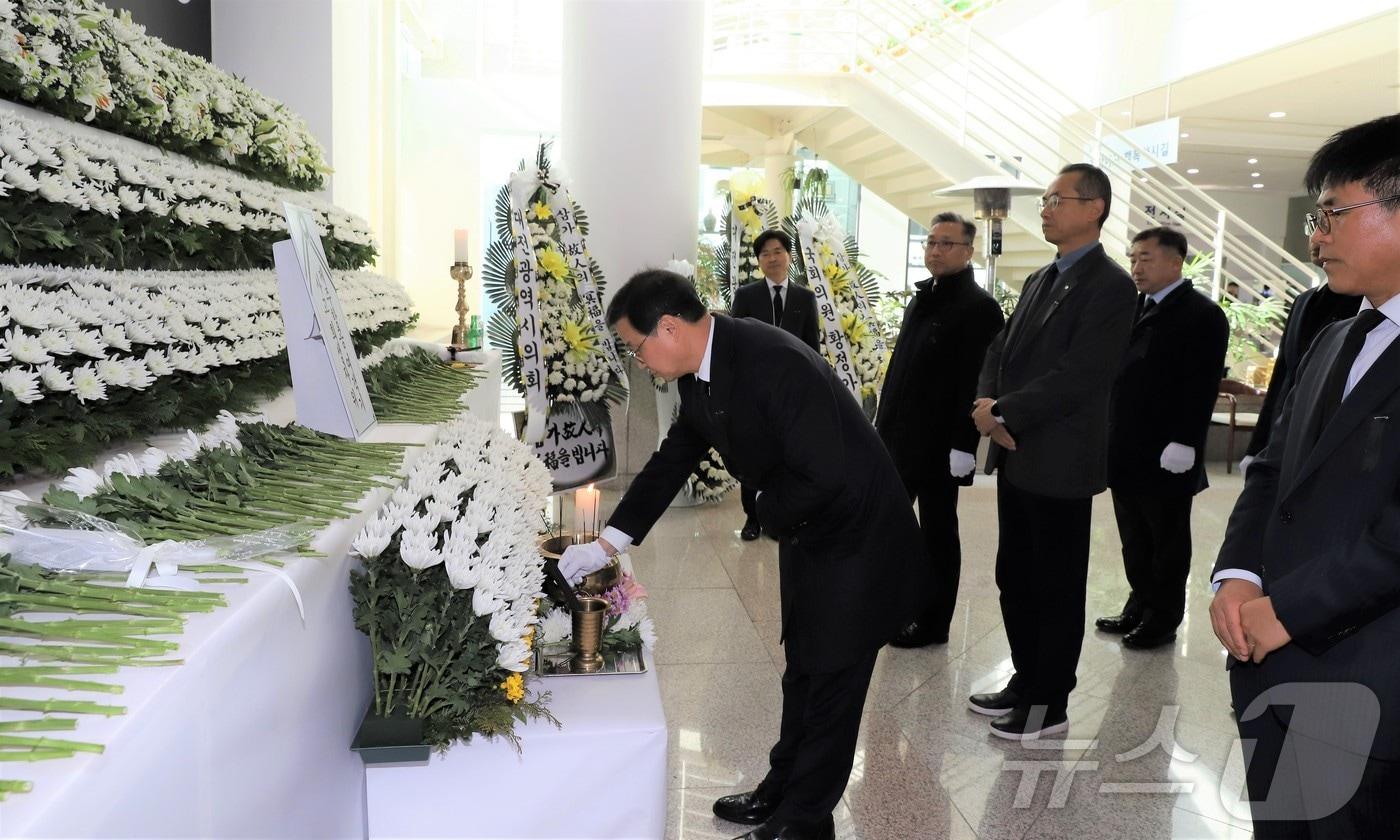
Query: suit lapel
xmin=705 ymin=315 xmax=736 ymax=456
xmin=1027 ymin=247 xmax=1098 ymax=339
xmin=1286 ymin=328 xmax=1400 ymax=494
xmin=1002 ymin=266 xmax=1053 ymax=356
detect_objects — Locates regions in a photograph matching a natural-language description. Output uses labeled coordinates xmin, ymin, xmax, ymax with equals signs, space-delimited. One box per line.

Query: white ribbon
xmin=545 ymin=183 xmax=627 ymax=383
xmin=727 ymin=194 xmax=744 ymax=303
xmin=796 ymin=216 xmax=861 ymax=400
xmin=817 ymin=213 xmax=886 ymax=353
xmin=506 ymin=170 xmax=551 ymax=444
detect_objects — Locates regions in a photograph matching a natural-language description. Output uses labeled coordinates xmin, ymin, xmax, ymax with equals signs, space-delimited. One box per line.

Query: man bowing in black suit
xmin=877 ymin=211 xmax=1005 ymax=647
xmin=1210 ymin=114 xmax=1400 ymax=838
xmin=1096 ymin=226 xmax=1227 ymax=649
xmin=561 ymin=270 xmax=925 ymax=840
xmin=969 ymin=163 xmax=1137 ymax=739
xmin=729 ymin=229 xmax=821 ymax=540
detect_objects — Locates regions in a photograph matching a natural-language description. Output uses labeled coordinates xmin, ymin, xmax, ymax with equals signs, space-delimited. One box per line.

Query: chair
xmin=1212 ymin=379 xmax=1264 ymax=473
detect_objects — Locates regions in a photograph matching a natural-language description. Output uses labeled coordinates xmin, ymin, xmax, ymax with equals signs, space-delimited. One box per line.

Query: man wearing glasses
xmin=1211 ymin=114 xmax=1400 ymax=836
xmin=730 ymin=229 xmax=821 ymax=541
xmin=876 ymin=211 xmax=1004 ymax=648
xmin=561 ymin=270 xmax=926 ymax=840
xmin=968 ymin=162 xmax=1137 ymax=739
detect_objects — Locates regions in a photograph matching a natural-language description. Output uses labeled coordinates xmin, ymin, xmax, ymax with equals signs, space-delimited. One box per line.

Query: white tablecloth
xmin=366 ymin=660 xmax=667 ymax=840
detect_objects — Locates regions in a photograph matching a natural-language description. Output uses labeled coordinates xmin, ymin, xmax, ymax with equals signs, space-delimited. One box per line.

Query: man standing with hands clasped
xmin=876 ymin=211 xmax=1004 ymax=648
xmin=729 ymin=229 xmax=820 ymax=541
xmin=1210 ymin=114 xmax=1400 ymax=837
xmin=560 ymin=269 xmax=925 ymax=840
xmin=968 ymin=163 xmax=1137 ymax=739
xmin=1096 ymin=226 xmax=1227 ymax=650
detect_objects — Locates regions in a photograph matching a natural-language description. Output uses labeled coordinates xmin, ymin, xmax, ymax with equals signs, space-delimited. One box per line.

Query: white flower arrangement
xmin=0 ymin=0 xmax=329 ymax=188
xmin=803 ymin=217 xmax=889 ymax=405
xmin=55 ymin=409 xmax=241 ymax=499
xmin=0 ymin=265 xmax=412 ymax=407
xmin=352 ymin=410 xmax=555 ymax=673
xmin=0 ymin=106 xmax=375 ymax=255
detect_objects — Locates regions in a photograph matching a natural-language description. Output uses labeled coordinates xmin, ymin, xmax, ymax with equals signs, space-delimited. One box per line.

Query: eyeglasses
xmin=624 ymin=333 xmax=652 ymax=362
xmin=1037 ymin=193 xmax=1098 ymax=212
xmin=925 ymin=239 xmax=972 ymax=250
xmin=1304 ymin=194 xmax=1400 ymax=236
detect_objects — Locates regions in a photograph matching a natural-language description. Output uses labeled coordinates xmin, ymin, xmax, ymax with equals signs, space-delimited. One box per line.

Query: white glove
xmin=1159 ymin=442 xmax=1195 ymax=474
xmin=559 ymin=540 xmax=610 ymax=584
xmin=949 ymin=449 xmax=976 ymax=478
xmin=1239 ymin=455 xmax=1255 ymax=475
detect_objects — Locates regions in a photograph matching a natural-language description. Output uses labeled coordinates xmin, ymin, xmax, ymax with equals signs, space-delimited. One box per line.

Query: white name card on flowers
xmin=274 ymin=202 xmax=377 ymax=439
xmin=534 ymin=410 xmax=615 ymax=493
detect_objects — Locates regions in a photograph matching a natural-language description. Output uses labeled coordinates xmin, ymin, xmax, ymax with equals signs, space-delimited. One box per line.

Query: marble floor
xmin=613 ymin=465 xmax=1259 ymax=840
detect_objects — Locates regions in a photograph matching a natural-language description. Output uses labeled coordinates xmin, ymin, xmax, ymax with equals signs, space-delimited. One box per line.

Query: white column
xmin=560 ymin=0 xmax=706 ymax=482
xmin=560 ymin=0 xmax=704 ymax=291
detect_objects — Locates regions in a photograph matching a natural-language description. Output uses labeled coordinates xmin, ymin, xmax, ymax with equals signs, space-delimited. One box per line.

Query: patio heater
xmin=935 ymin=176 xmax=1041 ymax=292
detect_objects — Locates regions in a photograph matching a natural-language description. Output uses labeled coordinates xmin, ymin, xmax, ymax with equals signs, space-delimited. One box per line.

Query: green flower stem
xmin=0 ymin=748 xmax=76 ymax=762
xmin=0 ymin=675 xmax=122 ymax=694
xmin=0 ymin=719 xmax=77 ymax=732
xmin=1 ymin=779 xmax=35 ymax=795
xmin=0 ymin=697 xmax=126 ymax=716
xmin=0 ymin=593 xmax=183 ymax=621
xmin=0 ymin=666 xmax=118 ymax=677
xmin=0 ymin=735 xmax=103 ymax=754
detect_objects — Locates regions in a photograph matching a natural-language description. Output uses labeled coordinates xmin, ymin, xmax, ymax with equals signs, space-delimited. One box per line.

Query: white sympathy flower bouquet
xmin=349 ymin=410 xmax=559 ymax=748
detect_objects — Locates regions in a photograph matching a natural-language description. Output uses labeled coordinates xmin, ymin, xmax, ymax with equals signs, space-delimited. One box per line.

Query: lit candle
xmin=453 ymin=228 xmax=470 ymax=262
xmin=573 ymin=484 xmax=600 ymax=542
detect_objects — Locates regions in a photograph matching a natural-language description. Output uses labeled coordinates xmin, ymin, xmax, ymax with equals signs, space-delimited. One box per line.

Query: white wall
xmin=855 ymin=187 xmax=912 ymax=294
xmin=211 ymin=0 xmax=333 ymax=168
xmin=974 ymin=0 xmax=1395 ymax=108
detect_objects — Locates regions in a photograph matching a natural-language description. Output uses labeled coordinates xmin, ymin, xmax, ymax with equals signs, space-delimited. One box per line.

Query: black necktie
xmin=1138 ymin=296 xmax=1156 ymax=323
xmin=1318 ymin=309 xmax=1386 ymax=431
xmin=772 ymin=285 xmax=784 ymax=327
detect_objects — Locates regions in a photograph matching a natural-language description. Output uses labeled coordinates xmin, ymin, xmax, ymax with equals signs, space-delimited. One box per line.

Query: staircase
xmin=704 ymin=0 xmax=1319 ymax=353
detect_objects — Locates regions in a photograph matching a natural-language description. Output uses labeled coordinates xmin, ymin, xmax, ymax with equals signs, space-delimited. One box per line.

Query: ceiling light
xmin=1186 ymin=168 xmax=1199 ymax=174
xmin=1268 ymin=111 xmax=1286 ymax=119
xmin=1247 ymin=157 xmax=1259 ymax=164
xmin=1253 ymin=183 xmax=1264 ymax=189
xmin=1179 ymin=132 xmax=1190 ymax=138
xmin=1251 ymin=172 xmax=1261 ymax=177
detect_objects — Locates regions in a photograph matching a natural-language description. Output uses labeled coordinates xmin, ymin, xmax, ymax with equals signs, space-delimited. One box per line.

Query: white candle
xmin=453 ymin=228 xmax=470 ymax=262
xmin=574 ymin=484 xmax=600 ymax=542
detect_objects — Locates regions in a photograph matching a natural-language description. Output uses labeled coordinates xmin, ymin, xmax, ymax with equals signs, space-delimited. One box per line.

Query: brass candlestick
xmin=449 ymin=261 xmax=473 ymax=348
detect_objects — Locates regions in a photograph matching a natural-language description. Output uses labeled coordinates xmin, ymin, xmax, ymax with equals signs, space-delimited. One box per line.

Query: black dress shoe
xmin=731 ymin=815 xmax=835 ymax=840
xmin=1094 ymin=611 xmax=1143 ymax=634
xmin=968 ymin=687 xmax=1021 ymax=716
xmin=1122 ymin=623 xmax=1177 ymax=650
xmin=989 ymin=706 xmax=1068 ymax=741
xmin=890 ymin=620 xmax=949 ymax=648
xmin=740 ymin=517 xmax=762 ymax=541
xmin=713 ymin=789 xmax=780 ymax=825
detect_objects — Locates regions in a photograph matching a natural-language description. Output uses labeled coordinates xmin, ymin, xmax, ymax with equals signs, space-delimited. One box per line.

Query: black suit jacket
xmin=609 ymin=315 xmax=926 ymax=671
xmin=1107 ymin=282 xmax=1229 ymax=495
xmin=977 ymin=243 xmax=1138 ymax=498
xmin=876 ymin=267 xmax=1005 ymax=492
xmin=1245 ymin=285 xmax=1363 ymax=457
xmin=1213 ymin=312 xmax=1400 ymax=758
xmin=730 ymin=279 xmax=821 ymax=351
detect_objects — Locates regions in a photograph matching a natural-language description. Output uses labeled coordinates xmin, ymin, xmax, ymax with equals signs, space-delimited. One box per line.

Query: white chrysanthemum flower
xmin=496 ymin=640 xmax=531 ymax=672
xmin=0 ymin=367 xmax=42 ymax=403
xmin=638 ymin=616 xmax=657 ymax=650
xmin=71 ymin=329 xmax=105 ymax=358
xmin=398 ymin=529 xmax=442 ymax=570
xmin=59 ymin=467 xmax=105 ymax=499
xmin=4 ymin=328 xmax=50 ymax=364
xmin=539 ymin=607 xmax=571 ymax=645
xmin=351 ymin=522 xmax=393 ymax=560
xmin=139 ymin=447 xmax=169 ymax=473
xmin=37 ymin=328 xmax=74 ymax=355
xmin=71 ymin=364 xmax=106 ymax=402
xmin=101 ymin=452 xmax=145 ymax=479
xmin=37 ymin=362 xmax=74 ymax=392
xmin=95 ymin=358 xmax=131 ymax=387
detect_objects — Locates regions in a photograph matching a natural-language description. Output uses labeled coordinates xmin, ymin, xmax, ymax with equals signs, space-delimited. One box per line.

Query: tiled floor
xmin=615 ymin=465 xmax=1259 ymax=840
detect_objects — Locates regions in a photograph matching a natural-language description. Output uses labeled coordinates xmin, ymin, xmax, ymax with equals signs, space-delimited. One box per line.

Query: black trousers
xmin=1232 ymin=676 xmax=1400 ymax=838
xmin=912 ymin=479 xmax=961 ymax=633
xmin=741 ymin=482 xmax=757 ymax=518
xmin=1109 ymin=487 xmax=1194 ymax=628
xmin=995 ymin=479 xmax=1091 ymax=714
xmin=758 ymin=648 xmax=879 ymax=829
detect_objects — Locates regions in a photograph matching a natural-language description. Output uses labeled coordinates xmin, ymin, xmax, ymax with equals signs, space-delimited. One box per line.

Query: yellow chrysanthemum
xmin=817 ymin=241 xmax=835 ymax=263
xmin=561 ymin=319 xmax=597 ymax=363
xmin=501 ymin=673 xmax=525 ymax=704
xmin=828 ymin=267 xmax=851 ymax=297
xmin=532 ymin=200 xmax=552 ymax=220
xmin=841 ymin=311 xmax=869 ymax=345
xmin=523 ymin=626 xmax=536 ymax=650
xmin=537 ymin=248 xmax=569 ymax=280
